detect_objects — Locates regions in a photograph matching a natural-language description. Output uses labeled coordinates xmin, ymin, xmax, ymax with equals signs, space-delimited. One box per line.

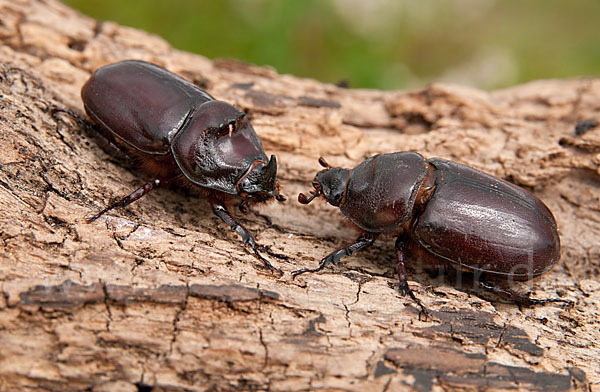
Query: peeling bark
xmin=1 ymin=1 xmax=599 ymax=391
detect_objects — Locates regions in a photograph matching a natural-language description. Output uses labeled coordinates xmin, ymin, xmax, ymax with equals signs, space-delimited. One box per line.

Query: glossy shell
xmin=317 ymin=152 xmax=561 ymax=280
xmin=81 ymin=60 xmax=269 ymax=194
xmin=413 ymin=158 xmax=560 ymax=279
xmin=340 ymin=152 xmax=429 ymax=232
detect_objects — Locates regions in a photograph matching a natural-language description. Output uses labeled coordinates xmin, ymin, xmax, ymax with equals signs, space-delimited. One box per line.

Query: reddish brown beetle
xmin=295 ymin=152 xmax=571 ymax=313
xmin=81 ymin=60 xmax=285 ymax=270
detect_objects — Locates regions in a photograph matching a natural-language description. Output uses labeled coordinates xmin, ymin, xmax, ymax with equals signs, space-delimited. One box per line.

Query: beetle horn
xmin=263 ymin=155 xmax=277 ymax=183
xmin=264 ymin=155 xmax=287 ymax=201
xmin=237 ymin=155 xmax=278 ymax=196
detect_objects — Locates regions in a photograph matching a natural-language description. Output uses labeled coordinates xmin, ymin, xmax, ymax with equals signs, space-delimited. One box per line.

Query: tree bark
xmin=1 ymin=1 xmax=599 ymax=391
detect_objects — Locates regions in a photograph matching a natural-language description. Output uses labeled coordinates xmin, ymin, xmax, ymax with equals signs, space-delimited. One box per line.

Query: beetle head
xmin=299 ymin=157 xmax=350 ymax=207
xmin=237 ymin=155 xmax=285 ymax=205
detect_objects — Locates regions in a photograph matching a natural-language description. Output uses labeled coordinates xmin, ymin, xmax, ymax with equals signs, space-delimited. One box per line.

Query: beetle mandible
xmin=81 ymin=60 xmax=285 ymax=270
xmin=294 ymin=152 xmax=570 ymax=313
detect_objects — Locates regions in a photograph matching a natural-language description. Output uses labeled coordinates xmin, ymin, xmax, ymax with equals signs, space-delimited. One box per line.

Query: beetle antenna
xmin=318 ymin=157 xmax=330 ymax=168
xmin=298 ymin=190 xmax=321 ymax=204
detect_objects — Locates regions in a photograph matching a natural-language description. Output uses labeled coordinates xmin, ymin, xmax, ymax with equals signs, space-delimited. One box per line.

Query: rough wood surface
xmin=1 ymin=1 xmax=599 ymax=391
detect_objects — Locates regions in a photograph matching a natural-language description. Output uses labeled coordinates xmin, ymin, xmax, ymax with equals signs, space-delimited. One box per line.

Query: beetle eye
xmin=326 ymin=188 xmax=344 ymax=206
xmin=321 ymin=183 xmax=343 ymax=206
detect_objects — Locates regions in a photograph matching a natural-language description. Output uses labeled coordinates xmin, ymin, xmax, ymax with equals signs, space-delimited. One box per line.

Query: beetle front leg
xmin=211 ymin=201 xmax=278 ymax=273
xmin=292 ymin=233 xmax=377 ymax=277
xmin=86 ymin=179 xmax=162 ymax=223
xmin=395 ymin=237 xmax=429 ymax=319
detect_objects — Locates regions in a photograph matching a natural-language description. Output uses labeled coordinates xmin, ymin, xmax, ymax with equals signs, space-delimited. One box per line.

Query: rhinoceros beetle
xmin=80 ymin=60 xmax=285 ymax=270
xmin=294 ymin=152 xmax=571 ymax=313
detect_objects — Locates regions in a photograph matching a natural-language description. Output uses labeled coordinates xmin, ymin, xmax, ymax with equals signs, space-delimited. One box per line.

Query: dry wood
xmin=1 ymin=1 xmax=599 ymax=391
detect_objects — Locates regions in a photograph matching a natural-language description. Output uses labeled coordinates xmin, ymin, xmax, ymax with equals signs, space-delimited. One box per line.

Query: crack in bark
xmin=496 ymin=322 xmax=507 ymax=348
xmin=381 ymin=377 xmax=392 ymax=392
xmin=343 ymin=304 xmax=352 ymax=330
xmin=259 ymin=328 xmax=269 ymax=371
xmin=111 ymin=232 xmax=125 ymax=251
xmin=0 ymin=231 xmax=17 ymax=248
xmin=168 ymin=282 xmax=189 ymax=356
xmin=0 ymin=281 xmax=9 ymax=308
xmin=0 ymin=177 xmax=44 ymax=212
xmin=130 ymin=257 xmax=145 ymax=273
xmin=101 ymin=282 xmax=112 ymax=332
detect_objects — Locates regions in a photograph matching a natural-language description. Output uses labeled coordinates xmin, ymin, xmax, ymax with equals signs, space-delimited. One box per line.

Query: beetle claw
xmin=476 ymin=281 xmax=574 ymax=308
xmin=523 ymin=296 xmax=574 ymax=308
xmin=242 ymin=232 xmax=281 ymax=274
xmin=397 ymin=280 xmax=430 ymax=319
xmin=291 ymin=265 xmax=325 ymax=278
xmin=291 ymin=256 xmax=333 ymax=278
xmin=250 ymin=246 xmax=280 ymax=274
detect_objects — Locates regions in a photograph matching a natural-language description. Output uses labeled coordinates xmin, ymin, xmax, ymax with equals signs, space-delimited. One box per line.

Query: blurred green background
xmin=63 ymin=0 xmax=600 ymax=91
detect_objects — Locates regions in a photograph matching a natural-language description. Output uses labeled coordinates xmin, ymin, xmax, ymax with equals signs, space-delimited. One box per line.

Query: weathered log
xmin=0 ymin=1 xmax=599 ymax=391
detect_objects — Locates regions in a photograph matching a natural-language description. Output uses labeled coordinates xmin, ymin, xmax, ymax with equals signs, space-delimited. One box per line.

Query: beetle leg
xmin=51 ymin=107 xmax=136 ymax=167
xmin=478 ymin=280 xmax=574 ymax=307
xmin=86 ymin=179 xmax=161 ymax=223
xmin=395 ymin=237 xmax=429 ymax=319
xmin=292 ymin=233 xmax=377 ymax=277
xmin=211 ymin=201 xmax=279 ymax=273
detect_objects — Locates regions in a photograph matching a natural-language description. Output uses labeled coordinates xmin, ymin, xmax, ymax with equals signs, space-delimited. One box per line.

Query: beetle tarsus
xmin=291 ymin=258 xmax=333 ymax=278
xmin=292 ymin=234 xmax=376 ymax=278
xmin=86 ymin=179 xmax=161 ymax=223
xmin=51 ymin=106 xmax=86 ymax=126
xmin=478 ymin=280 xmax=573 ymax=307
xmin=396 ymin=237 xmax=430 ymax=319
xmin=398 ymin=279 xmax=430 ymax=321
xmin=523 ymin=297 xmax=574 ymax=307
xmin=211 ymin=201 xmax=279 ymax=273
xmin=250 ymin=247 xmax=280 ymax=274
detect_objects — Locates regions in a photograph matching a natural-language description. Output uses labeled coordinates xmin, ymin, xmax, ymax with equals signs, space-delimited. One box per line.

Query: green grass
xmin=63 ymin=0 xmax=600 ymax=90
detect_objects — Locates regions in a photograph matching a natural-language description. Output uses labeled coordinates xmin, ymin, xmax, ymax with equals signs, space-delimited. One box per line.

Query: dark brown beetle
xmin=81 ymin=60 xmax=285 ymax=270
xmin=295 ymin=152 xmax=571 ymax=313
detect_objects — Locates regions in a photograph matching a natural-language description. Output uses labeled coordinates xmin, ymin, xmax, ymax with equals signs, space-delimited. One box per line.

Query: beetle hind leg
xmin=395 ymin=237 xmax=430 ymax=319
xmin=292 ymin=233 xmax=377 ymax=277
xmin=478 ymin=280 xmax=573 ymax=307
xmin=86 ymin=178 xmax=162 ymax=223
